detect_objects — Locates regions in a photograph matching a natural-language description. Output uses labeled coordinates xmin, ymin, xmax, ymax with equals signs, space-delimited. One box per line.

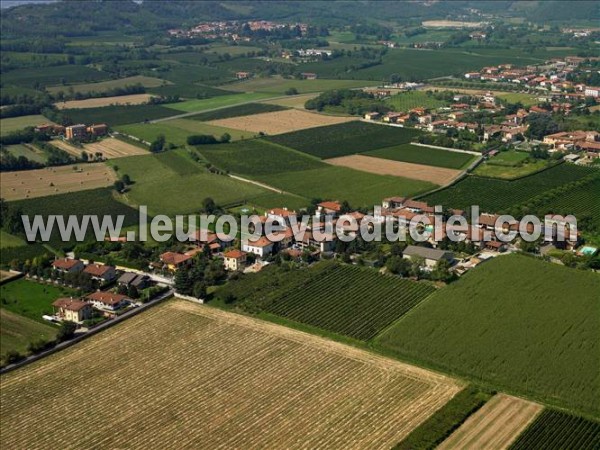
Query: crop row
xmin=422 ymin=163 xmax=598 ymax=214
xmin=509 ymin=410 xmax=600 ymax=450
xmin=266 ymin=121 xmax=422 ymax=159
xmin=266 ymin=264 xmax=435 ymax=340
xmin=189 ymin=102 xmax=289 ymax=121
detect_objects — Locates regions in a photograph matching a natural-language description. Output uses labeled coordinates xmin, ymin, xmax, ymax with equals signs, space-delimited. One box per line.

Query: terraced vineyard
xmin=422 ymin=163 xmax=598 ymax=214
xmin=0 ymin=301 xmax=462 ymax=449
xmin=509 ymin=410 xmax=600 ymax=450
xmin=266 ymin=264 xmax=436 ymax=340
xmin=266 ymin=121 xmax=422 ymax=159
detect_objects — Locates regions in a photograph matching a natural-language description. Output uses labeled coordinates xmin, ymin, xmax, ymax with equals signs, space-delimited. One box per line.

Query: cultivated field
xmin=0 ymin=308 xmax=58 ymax=356
xmin=46 ymin=75 xmax=167 ymax=95
xmin=1 ymin=163 xmax=116 ymax=200
xmin=326 ymin=154 xmax=459 ymax=185
xmin=0 ymin=115 xmax=53 ymax=135
xmin=207 ymin=109 xmax=355 ymax=135
xmin=62 ymin=104 xmax=180 ymax=126
xmin=422 ymin=20 xmax=484 ymax=28
xmin=261 ymin=93 xmax=318 ymax=109
xmin=225 ymin=77 xmax=376 ymax=94
xmin=366 ymin=143 xmax=476 ymax=169
xmin=83 ymin=137 xmax=148 ymax=158
xmin=375 ymin=254 xmax=600 ymax=417
xmin=54 ymin=93 xmax=155 ymax=109
xmin=437 ymin=394 xmax=543 ymax=450
xmin=0 ymin=300 xmax=463 ymax=449
xmin=189 ymin=102 xmax=289 ymax=121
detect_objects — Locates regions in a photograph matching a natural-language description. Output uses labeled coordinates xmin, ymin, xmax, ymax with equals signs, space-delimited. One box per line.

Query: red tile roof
xmin=83 ymin=264 xmax=112 ymax=277
xmin=224 ymin=249 xmax=246 ymax=259
xmin=53 ymin=298 xmax=89 ymax=312
xmin=52 ymin=258 xmax=81 ymax=270
xmin=160 ymin=252 xmax=192 ymax=265
xmin=87 ymin=291 xmax=129 ymax=306
xmin=318 ymin=201 xmax=341 ymax=212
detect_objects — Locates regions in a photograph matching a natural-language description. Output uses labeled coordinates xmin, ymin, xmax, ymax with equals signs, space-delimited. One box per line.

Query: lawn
xmin=107 ymin=150 xmax=270 ymax=215
xmin=473 ymin=160 xmax=551 ymax=179
xmin=0 ymin=115 xmax=52 ymax=135
xmin=0 ymin=278 xmax=76 ymax=323
xmin=375 ymin=254 xmax=600 ymax=417
xmin=59 ymin=104 xmax=181 ymax=127
xmin=45 ymin=75 xmax=168 ymax=95
xmin=169 ymin=92 xmax=275 ymax=113
xmin=487 ymin=150 xmax=530 ymax=167
xmin=266 ymin=121 xmax=422 ymax=159
xmin=366 ymin=144 xmax=475 ymax=169
xmin=386 ymin=91 xmax=449 ymax=112
xmin=225 ymin=77 xmax=377 ymax=94
xmin=0 ymin=308 xmax=58 ymax=357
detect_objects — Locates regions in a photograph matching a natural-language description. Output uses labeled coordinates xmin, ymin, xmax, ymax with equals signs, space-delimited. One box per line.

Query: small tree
xmin=121 ymin=174 xmax=131 ymax=185
xmin=285 ymin=87 xmax=299 ymax=95
xmin=220 ymin=132 xmax=231 ymax=143
xmin=114 ymin=180 xmax=125 ymax=192
xmin=57 ymin=321 xmax=77 ymax=342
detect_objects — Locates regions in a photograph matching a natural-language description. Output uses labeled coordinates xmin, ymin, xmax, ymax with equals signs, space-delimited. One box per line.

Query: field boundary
xmin=409 ymin=142 xmax=481 ymax=156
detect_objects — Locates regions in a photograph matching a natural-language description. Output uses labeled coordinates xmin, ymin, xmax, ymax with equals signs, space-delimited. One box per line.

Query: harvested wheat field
xmin=50 ymin=139 xmax=84 ymax=157
xmin=437 ymin=394 xmax=543 ymax=450
xmin=1 ymin=163 xmax=116 ymax=200
xmin=1 ymin=300 xmax=462 ymax=450
xmin=326 ymin=154 xmax=461 ymax=185
xmin=54 ymin=94 xmax=155 ymax=109
xmin=82 ymin=137 xmax=148 ymax=158
xmin=208 ymin=109 xmax=355 ymax=135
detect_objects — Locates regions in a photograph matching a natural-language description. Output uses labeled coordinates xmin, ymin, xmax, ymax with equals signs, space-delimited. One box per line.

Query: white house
xmin=242 ymin=237 xmax=274 ymax=258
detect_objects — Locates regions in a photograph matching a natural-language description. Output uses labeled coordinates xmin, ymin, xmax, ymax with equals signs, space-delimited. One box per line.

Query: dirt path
xmin=437 ymin=393 xmax=543 ymax=450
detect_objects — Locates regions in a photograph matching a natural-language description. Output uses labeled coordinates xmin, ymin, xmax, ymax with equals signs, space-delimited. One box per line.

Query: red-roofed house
xmin=52 ymin=298 xmax=93 ymax=323
xmin=160 ymin=252 xmax=192 ymax=271
xmin=223 ymin=249 xmax=247 ymax=271
xmin=52 ymin=258 xmax=84 ymax=274
xmin=83 ymin=263 xmax=116 ymax=282
xmin=316 ymin=201 xmax=342 ymax=218
xmin=86 ymin=291 xmax=131 ymax=311
xmin=242 ymin=237 xmax=274 ymax=258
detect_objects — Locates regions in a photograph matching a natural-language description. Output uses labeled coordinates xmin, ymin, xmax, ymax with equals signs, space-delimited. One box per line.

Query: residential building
xmin=52 ymin=298 xmax=93 ymax=324
xmin=52 ymin=258 xmax=84 ymax=274
xmin=86 ymin=123 xmax=108 ymax=136
xmin=364 ymin=111 xmax=381 ymax=120
xmin=584 ymin=86 xmax=599 ymax=97
xmin=265 ymin=208 xmax=297 ymax=226
xmin=242 ymin=237 xmax=274 ymax=258
xmin=223 ymin=249 xmax=247 ymax=271
xmin=159 ymin=252 xmax=192 ymax=271
xmin=235 ymin=71 xmax=251 ymax=79
xmin=382 ymin=197 xmax=406 ymax=209
xmin=117 ymin=272 xmax=150 ymax=289
xmin=300 ymin=72 xmax=317 ymax=80
xmin=65 ymin=124 xmax=87 ymax=140
xmin=316 ymin=201 xmax=342 ymax=218
xmin=402 ymin=245 xmax=454 ymax=268
xmin=86 ymin=291 xmax=131 ymax=311
xmin=83 ymin=263 xmax=116 ymax=282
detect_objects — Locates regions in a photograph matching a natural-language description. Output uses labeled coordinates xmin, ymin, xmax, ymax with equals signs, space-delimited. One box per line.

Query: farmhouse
xmin=364 ymin=112 xmax=381 ymax=121
xmin=83 ymin=263 xmax=116 ymax=282
xmin=316 ymin=201 xmax=342 ymax=218
xmin=403 ymin=245 xmax=454 ymax=268
xmin=300 ymin=72 xmax=318 ymax=80
xmin=86 ymin=291 xmax=131 ymax=311
xmin=382 ymin=197 xmax=407 ymax=209
xmin=52 ymin=298 xmax=93 ymax=324
xmin=52 ymin=258 xmax=84 ymax=274
xmin=87 ymin=123 xmax=108 ymax=136
xmin=242 ymin=237 xmax=274 ymax=258
xmin=65 ymin=124 xmax=87 ymax=140
xmin=223 ymin=249 xmax=247 ymax=271
xmin=265 ymin=207 xmax=297 ymax=226
xmin=235 ymin=71 xmax=251 ymax=79
xmin=189 ymin=230 xmax=224 ymax=253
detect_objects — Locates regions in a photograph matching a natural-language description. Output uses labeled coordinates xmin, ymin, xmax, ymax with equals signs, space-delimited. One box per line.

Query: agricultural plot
xmin=4 ymin=144 xmax=48 ymax=163
xmin=509 ymin=410 xmax=600 ymax=450
xmin=386 ymin=91 xmax=449 ymax=112
xmin=0 ymin=300 xmax=463 ymax=449
xmin=0 ymin=309 xmax=58 ymax=357
xmin=59 ymin=104 xmax=181 ymax=126
xmin=2 ymin=65 xmax=109 ymax=88
xmin=169 ymin=92 xmax=274 ymax=113
xmin=54 ymin=93 xmax=155 ymax=110
xmin=366 ymin=144 xmax=475 ymax=169
xmin=46 ymin=75 xmax=167 ymax=95
xmin=226 ymin=77 xmax=376 ymax=94
xmin=188 ymin=102 xmax=289 ymax=121
xmin=261 ymin=93 xmax=318 ymax=109
xmin=266 ymin=121 xmax=422 ymax=159
xmin=1 ymin=163 xmax=116 ymax=201
xmin=82 ymin=137 xmax=148 ymax=159
xmin=107 ymin=151 xmax=270 ymax=215
xmin=326 ymin=154 xmax=457 ymax=185
xmin=422 ymin=163 xmax=598 ymax=214
xmin=375 ymin=254 xmax=600 ymax=417
xmin=198 ymin=139 xmax=323 ymax=176
xmin=264 ymin=263 xmax=436 ymax=340
xmin=0 ymin=231 xmax=26 ymax=249
xmin=0 ymin=115 xmax=53 ymax=135
xmin=473 ymin=160 xmax=551 ymax=179
xmin=437 ymin=394 xmax=543 ymax=450
xmin=208 ymin=109 xmax=355 ymax=135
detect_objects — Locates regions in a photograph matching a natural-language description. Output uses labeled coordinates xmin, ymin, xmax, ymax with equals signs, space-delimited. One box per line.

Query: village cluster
xmin=168 ymin=20 xmax=310 ymax=41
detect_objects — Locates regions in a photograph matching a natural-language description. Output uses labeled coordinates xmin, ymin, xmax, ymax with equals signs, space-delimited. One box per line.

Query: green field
xmin=60 ymin=104 xmax=181 ymax=127
xmin=366 ymin=144 xmax=475 ymax=169
xmin=422 ymin=163 xmax=598 ymax=214
xmin=107 ymin=151 xmax=271 ymax=215
xmin=375 ymin=254 xmax=600 ymax=417
xmin=487 ymin=151 xmax=530 ymax=167
xmin=0 ymin=231 xmax=27 ymax=249
xmin=4 ymin=144 xmax=48 ymax=163
xmin=226 ymin=77 xmax=376 ymax=94
xmin=2 ymin=65 xmax=109 ymax=88
xmin=188 ymin=103 xmax=289 ymax=121
xmin=215 ymin=261 xmax=435 ymax=340
xmin=394 ymin=387 xmax=491 ymax=450
xmin=169 ymin=92 xmax=274 ymax=113
xmin=509 ymin=410 xmax=600 ymax=450
xmin=0 ymin=278 xmax=76 ymax=323
xmin=198 ymin=139 xmax=323 ymax=176
xmin=46 ymin=75 xmax=168 ymax=95
xmin=266 ymin=121 xmax=422 ymax=159
xmin=386 ymin=91 xmax=449 ymax=111
xmin=0 ymin=115 xmax=51 ymax=136
xmin=0 ymin=308 xmax=58 ymax=357
xmin=473 ymin=160 xmax=551 ymax=179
